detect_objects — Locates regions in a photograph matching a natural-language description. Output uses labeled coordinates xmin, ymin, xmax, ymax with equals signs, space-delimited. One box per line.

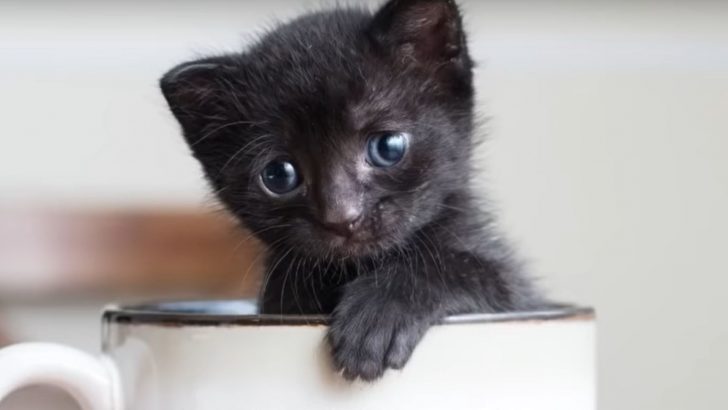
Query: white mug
xmin=0 ymin=301 xmax=595 ymax=410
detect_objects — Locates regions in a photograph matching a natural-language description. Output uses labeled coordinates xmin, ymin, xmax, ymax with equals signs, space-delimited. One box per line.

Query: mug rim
xmin=103 ymin=300 xmax=594 ymax=327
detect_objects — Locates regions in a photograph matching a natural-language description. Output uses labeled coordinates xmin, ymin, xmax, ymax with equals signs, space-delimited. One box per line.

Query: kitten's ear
xmin=160 ymin=57 xmax=234 ymax=140
xmin=369 ymin=0 xmax=467 ymax=68
xmin=160 ymin=57 xmax=242 ymax=186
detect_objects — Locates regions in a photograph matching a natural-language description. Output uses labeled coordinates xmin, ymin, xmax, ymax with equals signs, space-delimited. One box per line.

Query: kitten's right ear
xmin=369 ymin=0 xmax=468 ymax=69
xmin=160 ymin=57 xmax=232 ymax=139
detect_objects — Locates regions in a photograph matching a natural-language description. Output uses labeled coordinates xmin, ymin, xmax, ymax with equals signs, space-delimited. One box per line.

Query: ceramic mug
xmin=0 ymin=301 xmax=595 ymax=410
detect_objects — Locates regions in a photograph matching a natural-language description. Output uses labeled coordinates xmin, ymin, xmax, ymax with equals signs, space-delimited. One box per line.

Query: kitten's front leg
xmin=326 ymin=232 xmax=536 ymax=381
xmin=327 ymin=271 xmax=442 ymax=381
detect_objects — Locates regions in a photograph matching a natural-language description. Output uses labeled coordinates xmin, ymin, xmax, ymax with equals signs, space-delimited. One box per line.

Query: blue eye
xmin=367 ymin=132 xmax=408 ymax=167
xmin=260 ymin=158 xmax=301 ymax=196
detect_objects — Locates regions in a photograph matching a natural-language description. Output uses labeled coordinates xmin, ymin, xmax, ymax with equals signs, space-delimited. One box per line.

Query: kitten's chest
xmin=260 ymin=255 xmax=366 ymax=315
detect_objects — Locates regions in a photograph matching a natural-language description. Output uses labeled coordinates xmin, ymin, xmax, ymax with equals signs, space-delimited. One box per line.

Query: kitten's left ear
xmin=369 ymin=0 xmax=468 ymax=68
xmin=160 ymin=56 xmax=236 ymax=139
xmin=160 ymin=56 xmax=242 ymax=186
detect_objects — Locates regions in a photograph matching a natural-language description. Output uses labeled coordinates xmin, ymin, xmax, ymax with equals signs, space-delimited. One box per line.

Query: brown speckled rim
xmin=103 ymin=300 xmax=594 ymax=327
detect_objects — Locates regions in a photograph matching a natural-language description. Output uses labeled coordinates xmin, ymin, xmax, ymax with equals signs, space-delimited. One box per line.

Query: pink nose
xmin=320 ymin=204 xmax=363 ymax=237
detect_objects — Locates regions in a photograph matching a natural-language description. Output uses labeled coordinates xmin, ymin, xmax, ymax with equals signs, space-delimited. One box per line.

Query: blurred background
xmin=1 ymin=0 xmax=726 ymax=409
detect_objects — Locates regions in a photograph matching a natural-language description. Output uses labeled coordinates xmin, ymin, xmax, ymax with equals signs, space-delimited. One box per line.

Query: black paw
xmin=326 ymin=288 xmax=432 ymax=381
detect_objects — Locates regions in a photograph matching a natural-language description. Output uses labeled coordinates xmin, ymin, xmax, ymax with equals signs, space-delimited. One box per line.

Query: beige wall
xmin=1 ymin=1 xmax=727 ymax=409
xmin=469 ymin=3 xmax=728 ymax=409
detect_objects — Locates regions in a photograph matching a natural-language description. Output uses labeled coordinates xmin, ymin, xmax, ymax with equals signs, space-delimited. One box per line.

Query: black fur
xmin=161 ymin=0 xmax=544 ymax=381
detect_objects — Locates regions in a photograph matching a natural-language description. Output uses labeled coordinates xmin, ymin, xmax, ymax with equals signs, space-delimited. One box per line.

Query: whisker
xmin=219 ymin=133 xmax=274 ymax=172
xmin=192 ymin=120 xmax=254 ymax=147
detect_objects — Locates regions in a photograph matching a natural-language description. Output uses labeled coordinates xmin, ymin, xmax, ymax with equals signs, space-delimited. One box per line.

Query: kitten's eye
xmin=260 ymin=158 xmax=301 ymax=196
xmin=367 ymin=132 xmax=409 ymax=167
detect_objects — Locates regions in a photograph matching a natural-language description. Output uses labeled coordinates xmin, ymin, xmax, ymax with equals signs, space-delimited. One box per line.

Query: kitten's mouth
xmin=312 ymin=201 xmax=400 ymax=257
xmin=323 ymin=231 xmax=394 ymax=258
xmin=331 ymin=233 xmax=372 ymax=247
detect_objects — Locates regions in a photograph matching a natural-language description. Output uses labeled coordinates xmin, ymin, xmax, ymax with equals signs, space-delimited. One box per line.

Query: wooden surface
xmin=0 ymin=207 xmax=264 ymax=300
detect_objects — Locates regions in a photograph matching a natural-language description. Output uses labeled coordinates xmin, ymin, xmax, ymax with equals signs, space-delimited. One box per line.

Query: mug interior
xmin=103 ymin=300 xmax=593 ymax=326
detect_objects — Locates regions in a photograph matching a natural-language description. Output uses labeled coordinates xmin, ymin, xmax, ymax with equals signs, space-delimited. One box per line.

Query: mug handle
xmin=0 ymin=342 xmax=121 ymax=410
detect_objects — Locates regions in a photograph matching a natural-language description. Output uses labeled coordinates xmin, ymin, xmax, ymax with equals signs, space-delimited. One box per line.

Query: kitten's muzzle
xmin=319 ymin=204 xmax=363 ymax=238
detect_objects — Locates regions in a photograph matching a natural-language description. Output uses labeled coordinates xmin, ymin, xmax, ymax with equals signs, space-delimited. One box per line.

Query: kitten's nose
xmin=320 ymin=204 xmax=363 ymax=237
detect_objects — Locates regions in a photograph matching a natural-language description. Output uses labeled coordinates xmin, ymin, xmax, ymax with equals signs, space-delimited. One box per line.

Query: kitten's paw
xmin=326 ymin=295 xmax=432 ymax=382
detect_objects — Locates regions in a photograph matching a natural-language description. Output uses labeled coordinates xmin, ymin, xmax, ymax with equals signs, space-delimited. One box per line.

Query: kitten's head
xmin=161 ymin=0 xmax=475 ymax=258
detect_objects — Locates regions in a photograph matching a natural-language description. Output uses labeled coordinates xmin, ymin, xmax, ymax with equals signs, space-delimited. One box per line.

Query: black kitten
xmin=161 ymin=0 xmax=543 ymax=381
